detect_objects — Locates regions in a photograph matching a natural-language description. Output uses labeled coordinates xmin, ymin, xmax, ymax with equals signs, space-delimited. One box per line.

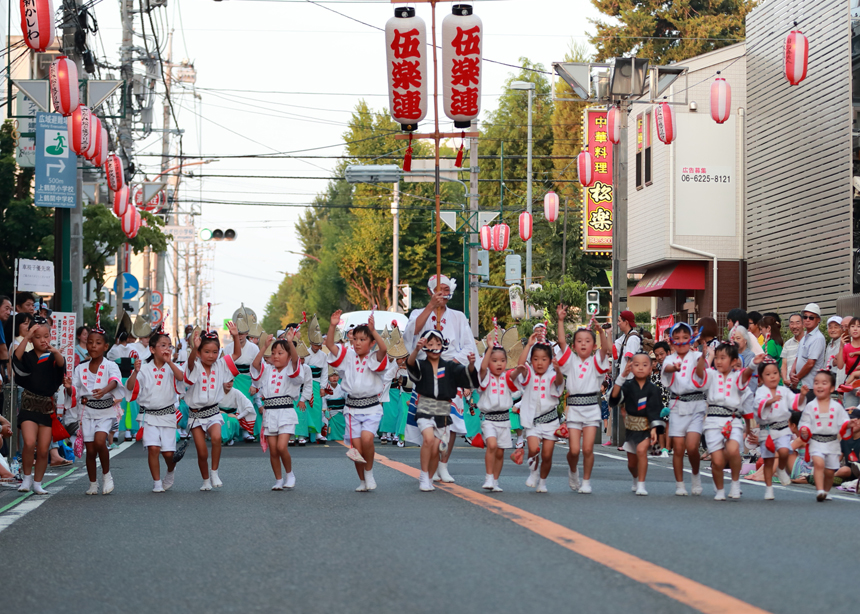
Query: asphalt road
xmin=1 ymin=439 xmax=857 ymax=614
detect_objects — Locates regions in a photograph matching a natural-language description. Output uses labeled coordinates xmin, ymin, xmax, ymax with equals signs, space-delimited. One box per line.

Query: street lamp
xmin=510 ymin=80 xmax=535 ymax=287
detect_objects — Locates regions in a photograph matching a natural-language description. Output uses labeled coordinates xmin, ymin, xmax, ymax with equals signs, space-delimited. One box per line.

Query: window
xmin=635 ymin=113 xmax=643 ymax=190
xmin=644 ymin=110 xmax=653 ymax=186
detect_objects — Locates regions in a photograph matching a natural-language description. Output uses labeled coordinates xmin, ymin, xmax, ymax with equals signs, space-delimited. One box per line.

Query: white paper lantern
xmin=655 ymin=102 xmax=676 ymax=144
xmin=785 ymin=30 xmax=808 ymax=86
xmin=20 ymin=0 xmax=54 ymax=52
xmin=710 ymin=78 xmax=731 ymax=124
xmin=577 ymin=151 xmax=595 ymax=187
xmin=441 ymin=4 xmax=482 ymax=128
xmin=543 ymin=191 xmax=559 ymax=222
xmin=607 ymin=105 xmax=622 ymax=145
xmin=385 ymin=7 xmax=428 ymax=130
xmin=518 ymin=211 xmax=532 ymax=241
xmin=49 ymin=55 xmax=79 ymax=117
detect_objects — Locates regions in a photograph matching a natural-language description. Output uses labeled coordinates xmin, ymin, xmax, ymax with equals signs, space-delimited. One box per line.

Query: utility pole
xmin=468 ymin=119 xmax=479 ymax=337
xmin=391 ymin=182 xmax=399 ymax=311
xmin=115 ymin=0 xmax=135 ymax=322
xmin=610 ymin=99 xmax=629 ymax=447
xmin=160 ymin=32 xmax=178 ymax=335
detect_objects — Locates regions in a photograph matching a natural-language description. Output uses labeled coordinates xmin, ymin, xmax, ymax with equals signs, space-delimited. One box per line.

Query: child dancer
xmin=325 ymin=310 xmax=389 ymax=492
xmin=798 ymin=369 xmax=852 ymax=501
xmin=184 ymin=314 xmax=242 ymax=491
xmin=126 ymin=328 xmax=185 ymax=493
xmin=12 ymin=317 xmax=65 ymax=494
xmin=651 ymin=341 xmax=671 ymax=456
xmin=555 ymin=307 xmax=610 ymax=494
xmin=515 ymin=332 xmax=564 ymax=493
xmin=251 ymin=331 xmax=301 ymax=490
xmin=323 ymin=368 xmax=346 ymax=441
xmin=662 ymin=323 xmax=708 ymax=496
xmin=406 ymin=330 xmax=478 ymax=492
xmin=754 ymin=358 xmax=802 ymax=500
xmin=608 ymin=352 xmax=663 ymax=495
xmin=695 ymin=341 xmax=759 ymax=500
xmin=477 ymin=342 xmax=515 ymax=492
xmin=71 ymin=314 xmax=123 ymax=495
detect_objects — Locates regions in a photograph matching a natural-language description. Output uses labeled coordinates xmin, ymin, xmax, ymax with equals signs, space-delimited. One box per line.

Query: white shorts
xmin=82 ymin=415 xmax=114 ymax=442
xmin=191 ymin=413 xmax=224 ymax=433
xmin=759 ymin=431 xmax=792 ymax=459
xmin=566 ymin=419 xmax=601 ymax=431
xmin=622 ymin=439 xmax=650 ymax=454
xmin=668 ymin=410 xmax=704 ymax=438
xmin=703 ymin=423 xmax=743 ymax=452
xmin=264 ymin=408 xmax=298 ymax=436
xmin=565 ymin=406 xmax=601 ymax=425
xmin=481 ymin=420 xmax=512 ymax=449
xmin=810 ymin=450 xmax=841 ymax=471
xmin=525 ymin=421 xmax=559 ymax=442
xmin=142 ymin=424 xmax=177 ymax=452
xmin=345 ymin=412 xmax=382 ymax=439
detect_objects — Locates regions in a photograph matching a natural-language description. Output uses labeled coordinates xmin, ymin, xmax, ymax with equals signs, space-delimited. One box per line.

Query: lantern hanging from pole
xmin=85 ymin=116 xmax=101 ymax=161
xmin=113 ymin=185 xmax=130 ymax=217
xmin=544 ymin=191 xmax=559 ymax=222
xmin=479 ymin=224 xmax=492 ymax=250
xmin=518 ymin=211 xmax=532 ymax=242
xmin=441 ymin=4 xmax=483 ymax=128
xmin=20 ymin=0 xmax=55 ymax=52
xmin=105 ymin=154 xmax=124 ymax=192
xmin=122 ymin=206 xmax=141 ymax=239
xmin=784 ymin=30 xmax=808 ymax=86
xmin=385 ymin=7 xmax=428 ymax=131
xmin=577 ymin=150 xmax=595 ymax=187
xmin=607 ymin=105 xmax=622 ymax=145
xmin=95 ymin=124 xmax=109 ymax=167
xmin=492 ymin=223 xmax=510 ymax=252
xmin=49 ymin=56 xmax=79 ymax=117
xmin=67 ymin=105 xmax=91 ymax=156
xmin=655 ymin=102 xmax=676 ymax=144
xmin=709 ymin=77 xmax=731 ymax=124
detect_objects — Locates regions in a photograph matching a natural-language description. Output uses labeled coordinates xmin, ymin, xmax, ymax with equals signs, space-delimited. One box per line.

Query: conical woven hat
xmin=387 ymin=326 xmax=408 ymax=359
xmin=308 ymin=314 xmax=323 ymax=345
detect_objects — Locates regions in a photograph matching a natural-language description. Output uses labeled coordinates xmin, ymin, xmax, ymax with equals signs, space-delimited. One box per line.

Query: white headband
xmin=428 ymin=274 xmax=457 ymax=295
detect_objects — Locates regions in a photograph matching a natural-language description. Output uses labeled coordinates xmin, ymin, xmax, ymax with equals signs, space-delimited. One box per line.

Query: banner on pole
xmin=656 ymin=315 xmax=675 ymax=341
xmin=51 ymin=312 xmax=77 ymax=377
xmin=582 ymin=107 xmax=613 ymax=254
xmin=17 ymin=259 xmax=55 ymax=293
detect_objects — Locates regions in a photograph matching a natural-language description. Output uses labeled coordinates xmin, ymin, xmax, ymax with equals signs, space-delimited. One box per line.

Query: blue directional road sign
xmin=113 ymin=273 xmax=139 ymax=301
xmin=35 ymin=112 xmax=76 ymax=208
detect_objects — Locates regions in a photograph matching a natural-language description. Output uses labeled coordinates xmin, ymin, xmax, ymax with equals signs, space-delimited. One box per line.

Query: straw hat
xmin=307 ymin=314 xmax=323 ymax=345
xmin=115 ymin=311 xmax=132 ymax=341
xmin=231 ymin=303 xmax=257 ymax=335
xmin=387 ymin=326 xmax=408 ymax=359
xmin=132 ymin=314 xmax=153 ymax=338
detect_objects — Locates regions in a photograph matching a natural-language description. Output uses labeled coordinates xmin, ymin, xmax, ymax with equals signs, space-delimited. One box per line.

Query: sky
xmin=13 ymin=0 xmax=605 ymax=326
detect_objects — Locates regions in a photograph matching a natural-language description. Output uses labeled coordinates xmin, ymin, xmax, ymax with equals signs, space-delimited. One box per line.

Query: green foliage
xmin=589 ymin=0 xmax=754 ymax=63
xmin=517 ymin=277 xmax=589 ymax=341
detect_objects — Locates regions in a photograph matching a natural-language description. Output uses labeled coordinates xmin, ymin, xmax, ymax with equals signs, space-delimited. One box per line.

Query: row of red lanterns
xmin=479 ymin=191 xmax=561 ymax=250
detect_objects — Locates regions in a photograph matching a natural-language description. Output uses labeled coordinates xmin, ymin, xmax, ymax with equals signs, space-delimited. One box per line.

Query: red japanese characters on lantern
xmin=122 ymin=206 xmax=141 ymax=239
xmin=95 ymin=124 xmax=109 ymax=167
xmin=710 ymin=77 xmax=731 ymax=124
xmin=49 ymin=56 xmax=79 ymax=117
xmin=67 ymin=105 xmax=91 ymax=156
xmin=113 ymin=185 xmax=130 ymax=217
xmin=105 ymin=154 xmax=124 ymax=192
xmin=518 ymin=211 xmax=532 ymax=242
xmin=479 ymin=224 xmax=492 ymax=250
xmin=544 ymin=191 xmax=559 ymax=222
xmin=607 ymin=105 xmax=622 ymax=145
xmin=577 ymin=150 xmax=595 ymax=187
xmin=784 ymin=30 xmax=808 ymax=86
xmin=655 ymin=102 xmax=676 ymax=144
xmin=492 ymin=223 xmax=510 ymax=252
xmin=442 ymin=4 xmax=482 ymax=128
xmin=85 ymin=116 xmax=101 ymax=161
xmin=385 ymin=7 xmax=427 ymax=131
xmin=20 ymin=0 xmax=55 ymax=52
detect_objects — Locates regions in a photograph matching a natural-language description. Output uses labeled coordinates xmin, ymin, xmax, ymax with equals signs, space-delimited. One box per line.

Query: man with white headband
xmin=404 ymin=274 xmax=478 ymax=483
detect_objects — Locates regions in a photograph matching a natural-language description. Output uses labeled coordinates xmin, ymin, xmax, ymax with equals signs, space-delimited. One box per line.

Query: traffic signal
xmin=399 ymin=285 xmax=412 ymax=312
xmin=199 ymin=228 xmax=236 ymax=241
xmin=586 ymin=289 xmax=600 ymax=315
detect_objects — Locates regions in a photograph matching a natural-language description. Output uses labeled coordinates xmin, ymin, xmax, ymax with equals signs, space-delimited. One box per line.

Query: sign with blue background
xmin=35 ymin=112 xmax=76 ymax=208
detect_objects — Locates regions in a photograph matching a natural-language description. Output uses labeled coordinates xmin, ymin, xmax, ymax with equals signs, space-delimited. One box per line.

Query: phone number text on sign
xmin=680 ymin=174 xmax=732 ymax=183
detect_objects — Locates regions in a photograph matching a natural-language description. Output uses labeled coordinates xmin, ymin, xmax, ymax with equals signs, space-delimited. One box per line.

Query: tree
xmin=588 ymin=0 xmax=753 ymax=63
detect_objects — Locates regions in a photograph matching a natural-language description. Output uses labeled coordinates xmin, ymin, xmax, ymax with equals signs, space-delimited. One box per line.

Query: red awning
xmin=630 ymin=262 xmax=706 ymax=297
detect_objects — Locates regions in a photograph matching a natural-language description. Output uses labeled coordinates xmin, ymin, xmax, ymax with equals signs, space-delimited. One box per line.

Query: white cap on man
xmin=802 ymin=303 xmax=821 ymax=317
xmin=827 ymin=315 xmax=842 ymax=327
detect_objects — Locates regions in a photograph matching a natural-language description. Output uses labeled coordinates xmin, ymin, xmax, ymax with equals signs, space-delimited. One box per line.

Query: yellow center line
xmin=342 ymin=442 xmax=769 ymax=614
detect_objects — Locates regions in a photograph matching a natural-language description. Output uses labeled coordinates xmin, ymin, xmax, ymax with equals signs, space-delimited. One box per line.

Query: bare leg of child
xmin=763 ymin=457 xmax=775 ymax=487
xmin=148 ymin=445 xmax=162 ymax=481
xmin=812 ymin=456 xmax=826 ymax=500
xmin=493 ymin=446 xmax=504 ymax=479
xmin=209 ymin=424 xmax=222 ymax=471
xmin=581 ymin=426 xmax=598 ymax=481
xmin=711 ymin=448 xmax=726 ymax=498
xmin=526 ymin=436 xmax=541 ymax=488
xmin=671 ymin=436 xmax=686 ymax=482
xmin=567 ymin=428 xmax=582 ymax=475
xmin=192 ymin=426 xmax=209 ymax=480
xmin=268 ymin=436 xmax=282 ymax=480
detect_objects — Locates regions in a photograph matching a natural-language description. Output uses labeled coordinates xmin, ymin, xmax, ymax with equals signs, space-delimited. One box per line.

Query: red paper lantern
xmin=385 ymin=7 xmax=428 ymax=130
xmin=113 ymin=185 xmax=130 ymax=217
xmin=544 ymin=191 xmax=559 ymax=222
xmin=518 ymin=212 xmax=532 ymax=242
xmin=479 ymin=224 xmax=492 ymax=250
xmin=122 ymin=206 xmax=141 ymax=239
xmin=20 ymin=0 xmax=54 ymax=52
xmin=67 ymin=105 xmax=91 ymax=156
xmin=49 ymin=56 xmax=79 ymax=117
xmin=655 ymin=102 xmax=676 ymax=144
xmin=784 ymin=30 xmax=808 ymax=86
xmin=95 ymin=124 xmax=109 ymax=167
xmin=577 ymin=150 xmax=595 ymax=187
xmin=607 ymin=105 xmax=622 ymax=145
xmin=710 ymin=78 xmax=731 ymax=124
xmin=441 ymin=4 xmax=483 ymax=128
xmin=85 ymin=116 xmax=101 ymax=161
xmin=105 ymin=154 xmax=124 ymax=192
xmin=492 ymin=223 xmax=510 ymax=252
